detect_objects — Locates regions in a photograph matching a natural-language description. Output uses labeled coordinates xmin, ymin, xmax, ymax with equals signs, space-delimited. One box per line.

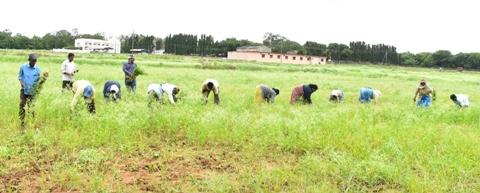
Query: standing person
xmin=71 ymin=80 xmax=96 ymax=114
xmin=329 ymin=89 xmax=344 ymax=103
xmin=123 ymin=55 xmax=137 ymax=93
xmin=254 ymin=84 xmax=280 ymax=104
xmin=450 ymin=94 xmax=469 ymax=108
xmin=18 ymin=54 xmax=41 ymax=126
xmin=202 ymin=79 xmax=220 ymax=104
xmin=61 ymin=53 xmax=78 ymax=92
xmin=103 ymin=80 xmax=121 ymax=102
xmin=359 ymin=87 xmax=381 ymax=104
xmin=290 ymin=84 xmax=318 ymax=104
xmin=413 ymin=79 xmax=436 ymax=108
xmin=146 ymin=83 xmax=180 ymax=107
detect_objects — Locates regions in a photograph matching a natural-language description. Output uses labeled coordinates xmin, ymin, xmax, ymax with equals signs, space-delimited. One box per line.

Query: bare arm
xmin=167 ymin=91 xmax=176 ymax=104
xmin=71 ymin=87 xmax=82 ymax=111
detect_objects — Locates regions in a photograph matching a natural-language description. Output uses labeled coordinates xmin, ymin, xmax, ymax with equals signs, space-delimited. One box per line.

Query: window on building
xmin=285 ymin=56 xmax=288 ymax=59
xmin=307 ymin=57 xmax=311 ymax=61
xmin=293 ymin=56 xmax=296 ymax=60
xmin=321 ymin=58 xmax=324 ymax=62
xmin=262 ymin=54 xmax=265 ymax=58
xmin=277 ymin=55 xmax=281 ymax=59
xmin=300 ymin=57 xmax=303 ymax=61
xmin=270 ymin=55 xmax=273 ymax=58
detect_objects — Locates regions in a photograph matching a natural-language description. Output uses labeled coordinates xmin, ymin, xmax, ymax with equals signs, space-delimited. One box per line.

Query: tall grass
xmin=0 ymin=50 xmax=479 ymax=192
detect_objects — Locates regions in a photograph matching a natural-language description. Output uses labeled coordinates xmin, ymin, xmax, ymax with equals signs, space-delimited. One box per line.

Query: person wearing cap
xmin=123 ymin=55 xmax=137 ymax=93
xmin=18 ymin=53 xmax=41 ymax=126
xmin=146 ymin=83 xmax=180 ymax=107
xmin=103 ymin=80 xmax=121 ymax=102
xmin=413 ymin=79 xmax=436 ymax=108
xmin=290 ymin=84 xmax=318 ymax=104
xmin=61 ymin=53 xmax=78 ymax=92
xmin=254 ymin=84 xmax=280 ymax=104
xmin=202 ymin=79 xmax=220 ymax=105
xmin=329 ymin=89 xmax=344 ymax=103
xmin=71 ymin=80 xmax=96 ymax=114
xmin=359 ymin=87 xmax=381 ymax=104
xmin=450 ymin=94 xmax=469 ymax=108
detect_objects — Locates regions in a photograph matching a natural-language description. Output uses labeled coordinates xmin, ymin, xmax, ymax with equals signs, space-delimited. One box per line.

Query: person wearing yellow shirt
xmin=71 ymin=80 xmax=96 ymax=114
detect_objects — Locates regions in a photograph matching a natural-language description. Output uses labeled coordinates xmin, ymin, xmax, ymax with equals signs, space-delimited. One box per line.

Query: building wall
xmin=227 ymin=51 xmax=327 ymax=65
xmin=75 ymin=38 xmax=121 ymax=53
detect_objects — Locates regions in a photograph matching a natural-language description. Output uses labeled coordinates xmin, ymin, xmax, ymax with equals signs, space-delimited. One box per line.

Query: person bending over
xmin=254 ymin=84 xmax=280 ymax=104
xmin=202 ymin=79 xmax=220 ymax=104
xmin=290 ymin=84 xmax=318 ymax=104
xmin=71 ymin=80 xmax=96 ymax=114
xmin=147 ymin=83 xmax=180 ymax=107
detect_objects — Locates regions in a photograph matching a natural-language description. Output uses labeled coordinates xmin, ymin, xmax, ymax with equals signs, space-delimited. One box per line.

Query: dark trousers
xmin=62 ymin=80 xmax=73 ymax=90
xmin=19 ymin=89 xmax=35 ymax=125
xmin=85 ymin=98 xmax=96 ymax=114
xmin=125 ymin=79 xmax=136 ymax=93
xmin=203 ymin=89 xmax=220 ymax=104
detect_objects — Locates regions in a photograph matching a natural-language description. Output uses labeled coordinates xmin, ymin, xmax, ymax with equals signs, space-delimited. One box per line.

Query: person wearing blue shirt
xmin=18 ymin=54 xmax=41 ymax=126
xmin=123 ymin=55 xmax=137 ymax=93
xmin=103 ymin=80 xmax=121 ymax=102
xmin=359 ymin=87 xmax=381 ymax=104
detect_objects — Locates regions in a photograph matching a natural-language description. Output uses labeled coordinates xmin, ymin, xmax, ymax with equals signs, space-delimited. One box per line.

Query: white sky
xmin=2 ymin=0 xmax=479 ymax=53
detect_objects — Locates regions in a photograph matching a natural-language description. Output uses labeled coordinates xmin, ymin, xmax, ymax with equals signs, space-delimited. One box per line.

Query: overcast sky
xmin=2 ymin=0 xmax=479 ymax=53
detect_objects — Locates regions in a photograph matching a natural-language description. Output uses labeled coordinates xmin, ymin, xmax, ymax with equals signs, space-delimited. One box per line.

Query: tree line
xmin=0 ymin=29 xmax=104 ymax=50
xmin=2 ymin=29 xmax=480 ymax=69
xmin=400 ymin=51 xmax=480 ymax=70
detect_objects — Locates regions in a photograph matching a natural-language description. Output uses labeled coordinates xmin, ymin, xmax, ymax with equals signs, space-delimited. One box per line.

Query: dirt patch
xmin=115 ymin=150 xmax=237 ymax=191
xmin=0 ymin=165 xmax=41 ymax=193
xmin=166 ymin=153 xmax=235 ymax=183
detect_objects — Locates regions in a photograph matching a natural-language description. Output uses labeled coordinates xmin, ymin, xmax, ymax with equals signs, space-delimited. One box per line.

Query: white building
xmin=75 ymin=38 xmax=121 ymax=53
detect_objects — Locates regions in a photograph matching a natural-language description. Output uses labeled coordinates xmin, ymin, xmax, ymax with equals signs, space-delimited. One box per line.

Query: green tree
xmin=262 ymin=32 xmax=303 ymax=54
xmin=304 ymin=41 xmax=327 ymax=56
xmin=12 ymin=34 xmax=33 ymax=49
xmin=0 ymin=30 xmax=12 ymax=48
xmin=327 ymin=43 xmax=349 ymax=62
xmin=431 ymin=50 xmax=452 ymax=67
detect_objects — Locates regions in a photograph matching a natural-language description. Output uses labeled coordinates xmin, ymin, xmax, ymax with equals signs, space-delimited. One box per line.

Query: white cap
xmin=110 ymin=85 xmax=119 ymax=93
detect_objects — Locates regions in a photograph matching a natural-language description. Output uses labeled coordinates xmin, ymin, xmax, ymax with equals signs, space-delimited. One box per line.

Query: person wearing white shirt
xmin=147 ymin=83 xmax=180 ymax=107
xmin=61 ymin=53 xmax=78 ymax=92
xmin=450 ymin=94 xmax=469 ymax=108
xmin=202 ymin=79 xmax=220 ymax=104
xmin=329 ymin=89 xmax=344 ymax=103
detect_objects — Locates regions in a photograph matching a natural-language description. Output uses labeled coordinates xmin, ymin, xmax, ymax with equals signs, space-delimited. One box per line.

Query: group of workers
xmin=17 ymin=53 xmax=471 ymax=126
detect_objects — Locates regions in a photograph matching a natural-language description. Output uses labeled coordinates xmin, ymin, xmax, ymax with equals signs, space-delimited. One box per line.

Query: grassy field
xmin=0 ymin=50 xmax=479 ymax=192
